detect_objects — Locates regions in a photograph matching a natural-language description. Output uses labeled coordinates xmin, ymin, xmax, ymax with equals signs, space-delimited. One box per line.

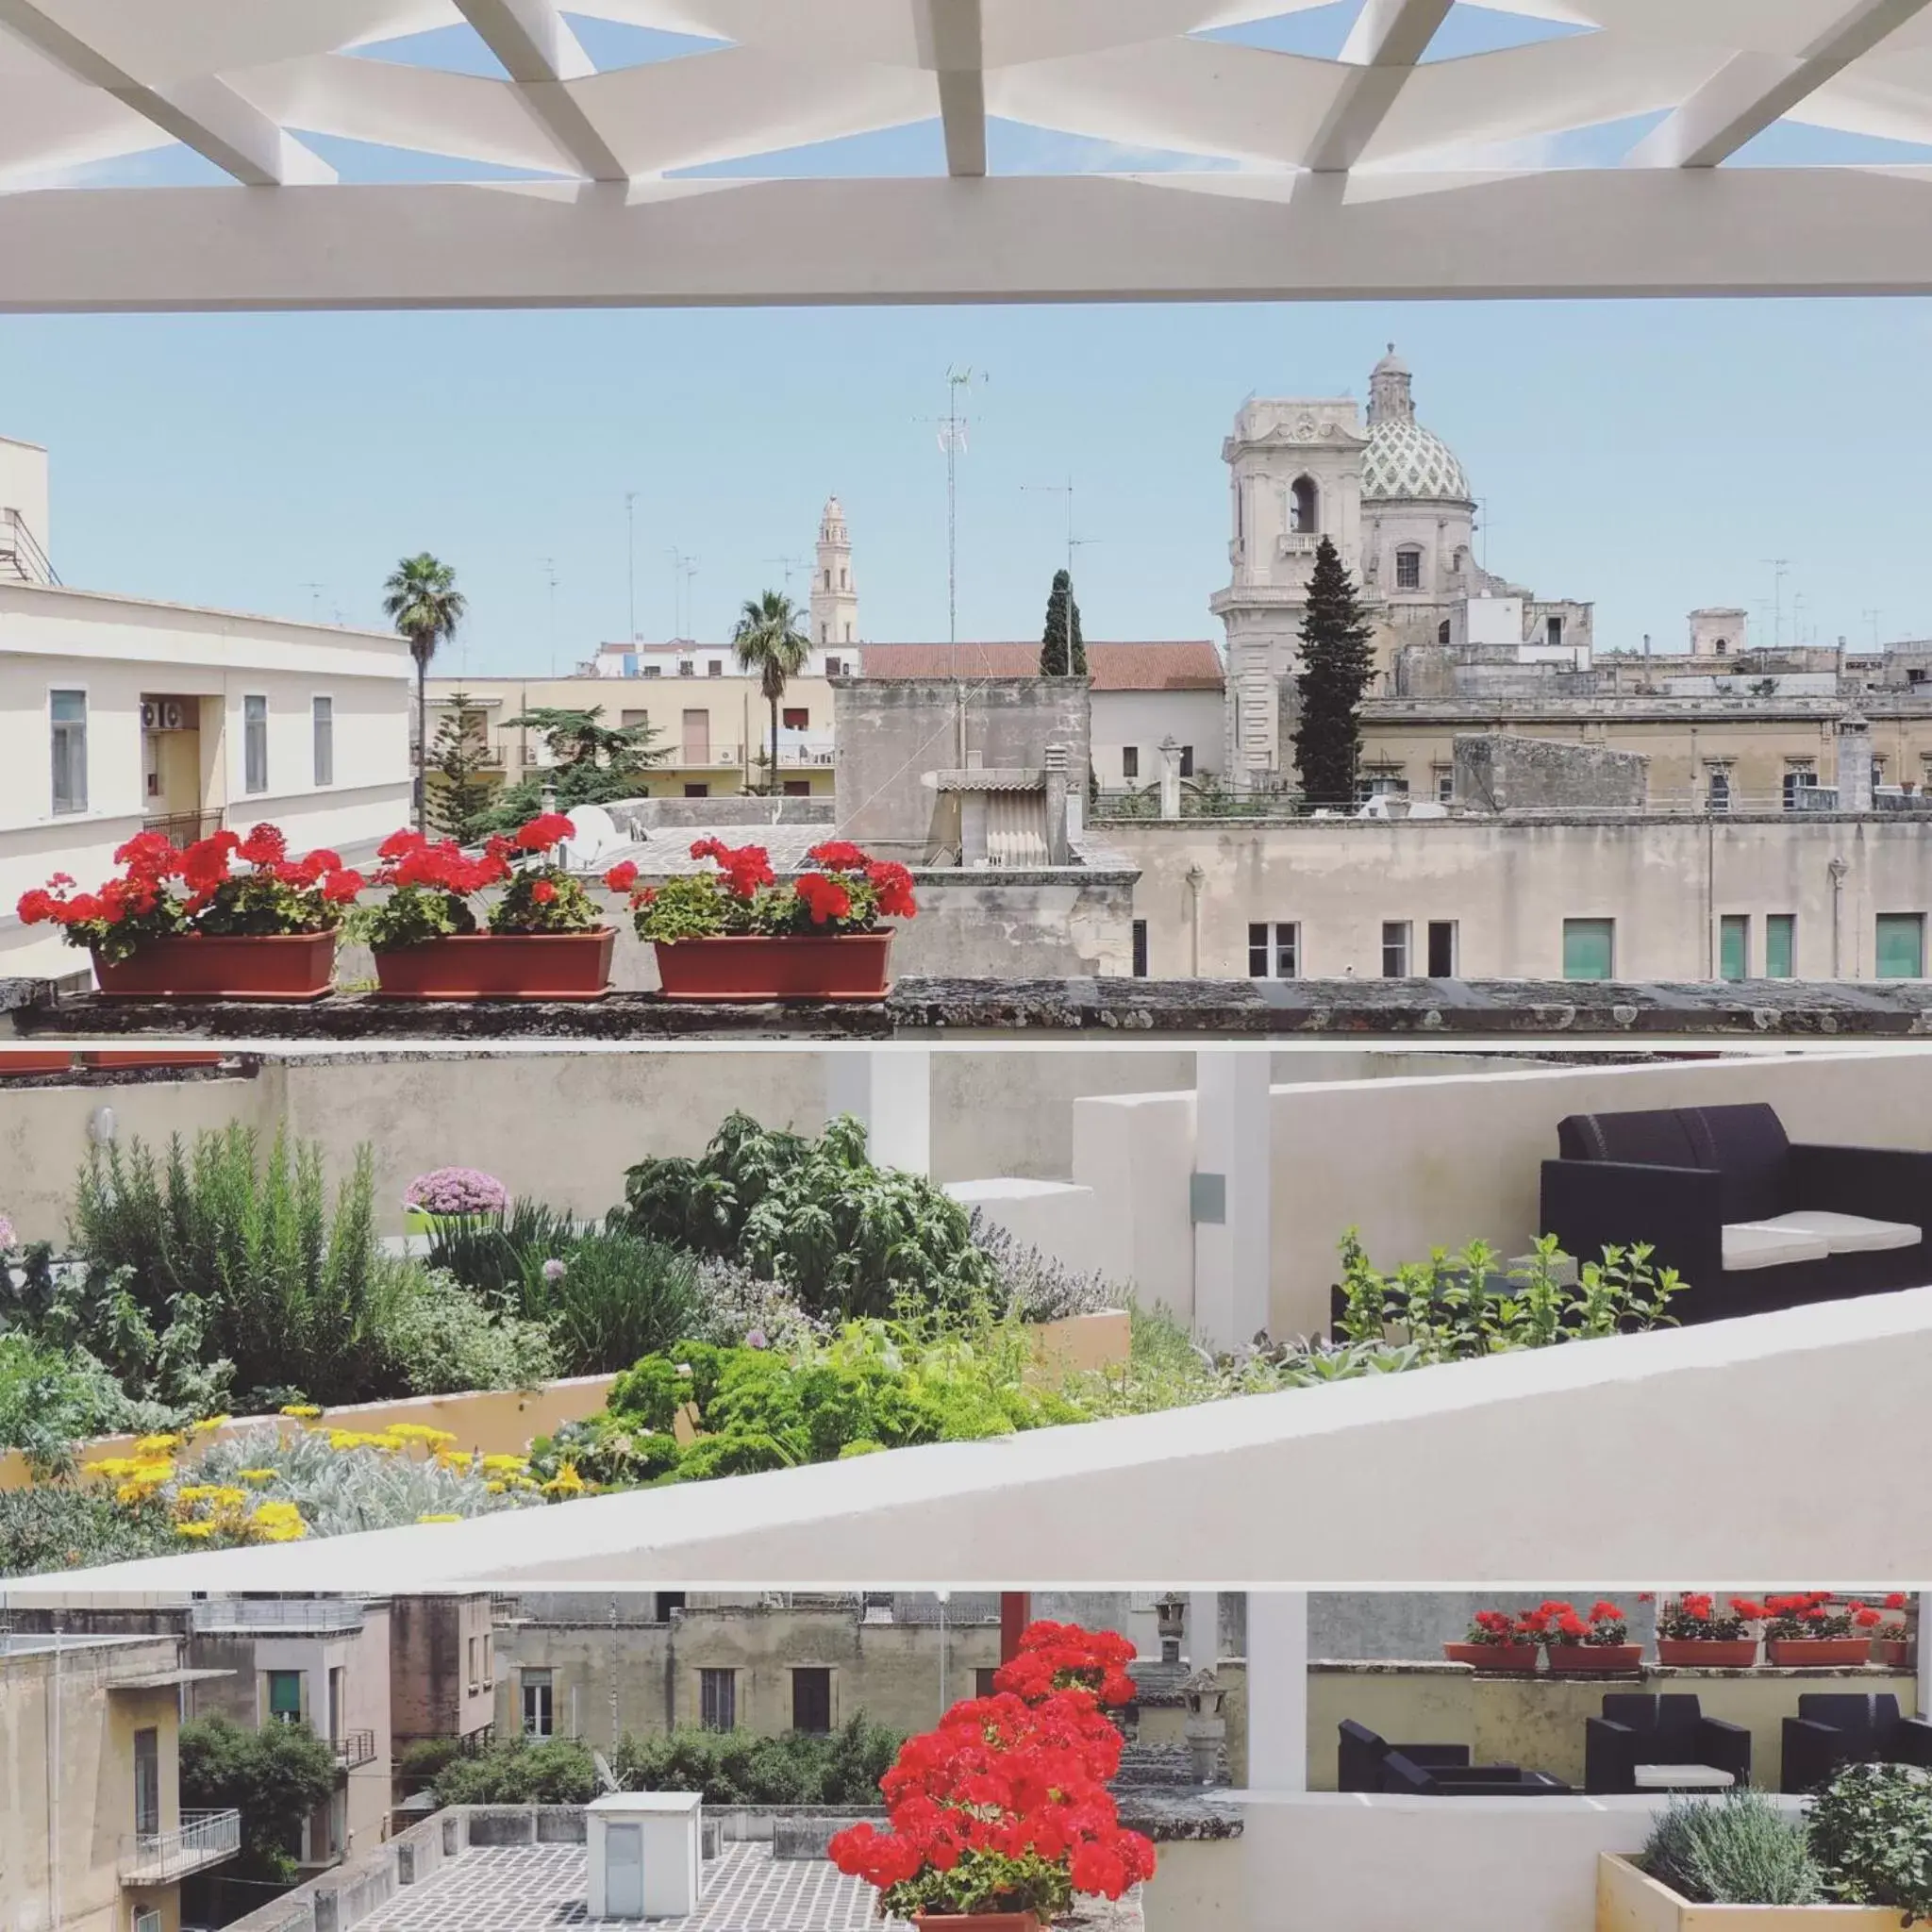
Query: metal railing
xmin=142 ymin=809 xmax=224 ymax=846
xmin=190 ymin=1597 xmax=368 ymax=1634
xmin=122 ymin=1808 xmax=242 ymax=1883
xmin=333 ymin=1727 xmax=377 ymax=1770
xmin=0 ymin=508 xmax=58 ymax=586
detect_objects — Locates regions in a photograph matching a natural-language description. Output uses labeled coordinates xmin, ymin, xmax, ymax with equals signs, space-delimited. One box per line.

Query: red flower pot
xmin=0 ymin=1050 xmax=77 ymax=1075
xmin=1657 ymin=1640 xmax=1759 ymax=1670
xmin=92 ymin=933 xmax=337 ymax=1001
xmin=652 ymin=932 xmax=893 ymax=1003
xmin=1442 ymin=1642 xmax=1541 ymax=1674
xmin=77 ymin=1050 xmax=227 ymax=1069
xmin=913 ymin=1916 xmax=1040 ymax=1932
xmin=1546 ymin=1644 xmax=1643 ymax=1674
xmin=1877 ymin=1640 xmax=1914 ymax=1671
xmin=373 ymin=929 xmax=616 ymax=1002
xmin=1767 ymin=1638 xmax=1874 ymax=1668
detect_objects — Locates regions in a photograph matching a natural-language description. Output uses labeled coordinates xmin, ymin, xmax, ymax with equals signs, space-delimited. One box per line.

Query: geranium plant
xmin=1763 ymin=1592 xmax=1880 ymax=1642
xmin=1876 ymin=1592 xmax=1912 ymax=1650
xmin=1657 ymin=1593 xmax=1765 ymax=1643
xmin=1463 ymin=1607 xmax=1539 ymax=1647
xmin=490 ymin=811 xmax=605 ymax=936
xmin=17 ymin=825 xmax=364 ymax=964
xmin=1530 ymin=1599 xmax=1630 ymax=1647
xmin=356 ymin=813 xmax=604 ymax=949
xmin=609 ymin=838 xmax=917 ymax=944
xmin=830 ymin=1619 xmax=1155 ymax=1924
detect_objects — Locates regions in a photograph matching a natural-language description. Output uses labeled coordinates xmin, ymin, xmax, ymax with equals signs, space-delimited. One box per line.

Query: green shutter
xmin=268 ymin=1671 xmax=303 ymax=1723
xmin=1765 ymin=915 xmax=1795 ymax=980
xmin=1563 ymin=920 xmax=1614 ymax=982
xmin=1719 ymin=916 xmax=1748 ymax=982
xmin=1876 ymin=915 xmax=1925 ymax=980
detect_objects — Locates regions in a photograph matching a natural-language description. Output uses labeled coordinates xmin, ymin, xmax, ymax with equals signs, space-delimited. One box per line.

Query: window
xmin=1426 ymin=921 xmax=1457 ymax=978
xmin=522 ymin=1669 xmax=554 ymax=1738
xmin=791 ymin=1668 xmax=833 ymax=1735
xmin=642 ymin=664 xmax=662 ymax=679
xmin=1437 ymin=620 xmax=1452 ymax=646
xmin=782 ymin=707 xmax=808 ymax=730
xmin=243 ymin=694 xmax=269 ymax=794
xmin=1395 ymin=548 xmax=1422 ymax=591
xmin=655 ymin=1593 xmax=687 ymax=1622
xmin=840 ymin=568 xmax=848 ymax=591
xmin=1707 ymin=766 xmax=1732 ymax=812
xmin=1766 ymin=914 xmax=1796 ymax=979
xmin=708 ymin=660 xmax=724 ymax=678
xmin=677 ymin=660 xmax=694 ymax=677
xmin=700 ymin=1668 xmax=737 ymax=1732
xmin=51 ymin=689 xmax=88 ymax=814
xmin=620 ymin=709 xmax=649 ymax=728
xmin=1876 ymin=913 xmax=1926 ymax=980
xmin=1719 ymin=914 xmax=1749 ymax=982
xmin=1563 ymin=918 xmax=1616 ymax=982
xmin=1289 ymin=475 xmax=1318 ymax=535
xmin=783 ymin=780 xmax=811 ymax=796
xmin=824 ymin=568 xmax=832 ymax=590
xmin=974 ymin=1669 xmax=1000 ymax=1699
xmin=467 ymin=1636 xmax=480 ymax=1691
xmin=1121 ymin=746 xmax=1140 ymax=780
xmin=267 ymin=1670 xmax=304 ymax=1724
xmin=684 ymin=783 xmax=709 ymax=798
xmin=1783 ymin=765 xmax=1818 ymax=810
xmin=312 ymin=695 xmax=334 ymax=786
xmin=1545 ymin=615 xmax=1564 ymax=649
xmin=1179 ymin=745 xmax=1195 ymax=779
xmin=134 ymin=1726 xmax=160 ymax=1837
xmin=1131 ymin=919 xmax=1148 ymax=978
xmin=1713 ymin=636 xmax=1729 ymax=656
xmin=1434 ymin=767 xmax=1455 ymax=805
xmin=1248 ymin=922 xmax=1299 ymax=980
xmin=1381 ymin=921 xmax=1411 ymax=978
xmin=820 ymin=623 xmax=828 ymax=642
xmin=824 ymin=657 xmax=843 ymax=676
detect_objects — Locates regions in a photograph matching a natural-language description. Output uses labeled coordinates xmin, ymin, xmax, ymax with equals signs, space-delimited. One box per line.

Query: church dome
xmin=1362 ymin=416 xmax=1473 ymax=504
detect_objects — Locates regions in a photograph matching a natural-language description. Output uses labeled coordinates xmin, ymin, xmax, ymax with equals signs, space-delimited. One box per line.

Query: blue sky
xmin=4 ymin=4 xmax=1931 ymax=675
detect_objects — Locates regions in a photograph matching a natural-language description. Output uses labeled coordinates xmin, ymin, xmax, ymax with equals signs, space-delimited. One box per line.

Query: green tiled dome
xmin=1363 ymin=417 xmax=1472 ymax=504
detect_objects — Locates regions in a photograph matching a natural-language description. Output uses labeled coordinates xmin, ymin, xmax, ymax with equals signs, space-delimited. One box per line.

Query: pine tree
xmin=1040 ymin=569 xmax=1087 ymax=677
xmin=1291 ymin=538 xmax=1375 ymax=808
xmin=425 ymin=692 xmax=498 ymax=843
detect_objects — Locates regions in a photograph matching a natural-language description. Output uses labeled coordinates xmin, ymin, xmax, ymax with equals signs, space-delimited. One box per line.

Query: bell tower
xmin=810 ymin=495 xmax=859 ymax=649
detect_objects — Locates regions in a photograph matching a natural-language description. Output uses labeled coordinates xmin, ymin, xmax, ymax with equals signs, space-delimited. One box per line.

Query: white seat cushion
xmin=1734 ymin=1209 xmax=1922 ymax=1256
xmin=1634 ymin=1764 xmax=1735 ymax=1791
xmin=1722 ymin=1224 xmax=1831 ymax=1272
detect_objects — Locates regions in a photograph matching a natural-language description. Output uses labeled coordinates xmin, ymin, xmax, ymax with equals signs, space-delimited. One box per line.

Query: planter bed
xmin=92 ymin=933 xmax=337 ymax=1001
xmin=1442 ymin=1642 xmax=1541 ymax=1674
xmin=373 ymin=930 xmax=616 ymax=1002
xmin=1657 ymin=1641 xmax=1760 ymax=1671
xmin=1597 ymin=1853 xmax=1902 ymax=1932
xmin=1549 ymin=1644 xmax=1645 ymax=1674
xmin=1766 ymin=1640 xmax=1873 ymax=1670
xmin=653 ymin=933 xmax=893 ymax=1003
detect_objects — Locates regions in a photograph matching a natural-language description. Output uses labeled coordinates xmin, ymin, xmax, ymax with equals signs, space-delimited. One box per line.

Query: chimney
xmin=1044 ymin=742 xmax=1070 ymax=863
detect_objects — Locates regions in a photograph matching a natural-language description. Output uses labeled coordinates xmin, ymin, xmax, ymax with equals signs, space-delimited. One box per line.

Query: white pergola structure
xmin=4 ymin=1 xmax=1932 ymax=308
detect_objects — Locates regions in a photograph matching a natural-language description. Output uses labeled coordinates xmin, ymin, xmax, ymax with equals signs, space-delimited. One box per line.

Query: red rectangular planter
xmin=1442 ymin=1642 xmax=1541 ymax=1674
xmin=1546 ymin=1644 xmax=1644 ymax=1674
xmin=653 ymin=932 xmax=893 ymax=1003
xmin=0 ymin=1050 xmax=77 ymax=1076
xmin=1657 ymin=1640 xmax=1760 ymax=1670
xmin=373 ymin=929 xmax=616 ymax=1002
xmin=78 ymin=1051 xmax=228 ymax=1069
xmin=913 ymin=1916 xmax=1039 ymax=1932
xmin=1767 ymin=1638 xmax=1874 ymax=1668
xmin=92 ymin=933 xmax=338 ymax=1001
xmin=1877 ymin=1640 xmax=1913 ymax=1670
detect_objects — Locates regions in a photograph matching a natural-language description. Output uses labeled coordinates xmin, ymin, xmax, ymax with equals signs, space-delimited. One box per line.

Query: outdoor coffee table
xmin=1632 ymin=1765 xmax=1736 ymax=1791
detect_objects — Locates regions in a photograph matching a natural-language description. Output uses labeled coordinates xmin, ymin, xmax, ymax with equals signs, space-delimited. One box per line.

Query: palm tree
xmin=383 ymin=553 xmax=467 ymax=831
xmin=732 ymin=590 xmax=810 ymax=795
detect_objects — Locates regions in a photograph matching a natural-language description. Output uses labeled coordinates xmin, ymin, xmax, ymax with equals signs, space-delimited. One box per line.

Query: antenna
xmin=1023 ymin=475 xmax=1084 ymax=581
xmin=301 ymin=581 xmax=325 ymax=622
xmin=625 ymin=491 xmax=639 ymax=642
xmin=1863 ymin=608 xmax=1882 ymax=652
xmin=667 ymin=547 xmax=699 ymax=642
xmin=1762 ymin=558 xmax=1790 ymax=650
xmin=543 ymin=558 xmax=558 ymax=678
xmin=917 ymin=367 xmax=990 ymax=686
xmin=766 ymin=555 xmax=810 ymax=594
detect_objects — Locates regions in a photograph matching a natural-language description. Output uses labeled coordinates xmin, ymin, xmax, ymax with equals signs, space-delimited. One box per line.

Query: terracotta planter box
xmin=913 ymin=1916 xmax=1039 ymax=1932
xmin=373 ymin=929 xmax=615 ymax=1002
xmin=1876 ymin=1639 xmax=1913 ymax=1670
xmin=1766 ymin=1638 xmax=1872 ymax=1668
xmin=1597 ymin=1852 xmax=1903 ymax=1932
xmin=78 ymin=1050 xmax=226 ymax=1069
xmin=653 ymin=932 xmax=893 ymax=1003
xmin=1443 ymin=1641 xmax=1541 ymax=1673
xmin=0 ymin=1050 xmax=76 ymax=1075
xmin=1657 ymin=1640 xmax=1759 ymax=1670
xmin=1548 ymin=1643 xmax=1644 ymax=1674
xmin=92 ymin=933 xmax=337 ymax=1001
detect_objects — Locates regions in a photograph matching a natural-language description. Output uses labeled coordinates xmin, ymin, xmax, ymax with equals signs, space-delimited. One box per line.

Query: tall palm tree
xmin=732 ymin=590 xmax=810 ymax=795
xmin=383 ymin=554 xmax=467 ymax=831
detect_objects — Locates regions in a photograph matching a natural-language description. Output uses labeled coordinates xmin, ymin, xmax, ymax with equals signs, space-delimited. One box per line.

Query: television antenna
xmin=301 ymin=581 xmax=325 ymax=622
xmin=667 ymin=548 xmax=700 ymax=642
xmin=625 ymin=492 xmax=639 ymax=641
xmin=1763 ymin=558 xmax=1790 ymax=649
xmin=542 ymin=558 xmax=558 ymax=677
xmin=765 ymin=555 xmax=811 ymax=595
xmin=916 ymin=367 xmax=989 ymax=684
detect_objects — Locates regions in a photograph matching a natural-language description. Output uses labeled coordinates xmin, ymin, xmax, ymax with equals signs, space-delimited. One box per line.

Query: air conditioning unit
xmin=140 ymin=699 xmax=191 ymax=732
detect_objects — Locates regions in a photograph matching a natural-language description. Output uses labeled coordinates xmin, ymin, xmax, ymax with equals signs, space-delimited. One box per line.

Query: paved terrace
xmin=12 ymin=977 xmax=1932 ymax=1042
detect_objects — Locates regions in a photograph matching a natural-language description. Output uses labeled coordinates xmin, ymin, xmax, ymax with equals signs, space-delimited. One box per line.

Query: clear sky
xmin=4 ymin=5 xmax=1931 ymax=677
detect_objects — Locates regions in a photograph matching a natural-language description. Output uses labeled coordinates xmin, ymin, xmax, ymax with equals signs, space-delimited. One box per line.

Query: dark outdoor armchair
xmin=1781 ymin=1694 xmax=1932 ymax=1793
xmin=1339 ymin=1720 xmax=1570 ymax=1796
xmin=1584 ymin=1693 xmax=1752 ymax=1794
xmin=1540 ymin=1103 xmax=1932 ymax=1324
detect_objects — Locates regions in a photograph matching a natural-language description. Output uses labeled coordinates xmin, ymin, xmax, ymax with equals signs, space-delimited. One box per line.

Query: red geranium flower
xmin=604 ymin=861 xmax=640 ymax=893
xmin=237 ymin=824 xmax=288 ymax=868
xmin=866 ymin=859 xmax=918 ymax=919
xmin=794 ymin=872 xmax=852 ymax=925
xmin=807 ymin=840 xmax=870 ymax=872
xmin=515 ymin=812 xmax=575 ymax=853
xmin=532 ymin=879 xmax=558 ymax=905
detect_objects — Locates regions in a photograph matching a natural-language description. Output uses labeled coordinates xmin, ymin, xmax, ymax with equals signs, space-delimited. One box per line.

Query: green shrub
xmin=425 ymin=1197 xmax=578 ymax=1304
xmin=517 ymin=1224 xmax=705 ymax=1375
xmin=0 ymin=1330 xmax=186 ymax=1469
xmin=435 ymin=1735 xmax=601 ymax=1806
xmin=377 ymin=1267 xmax=558 ymax=1395
xmin=1808 ymin=1762 xmax=1932 ymax=1923
xmin=620 ymin=1114 xmax=995 ymax=1324
xmin=0 ymin=1483 xmax=177 ymax=1574
xmin=180 ymin=1715 xmax=338 ymax=1884
xmin=1644 ymin=1790 xmax=1822 ymax=1906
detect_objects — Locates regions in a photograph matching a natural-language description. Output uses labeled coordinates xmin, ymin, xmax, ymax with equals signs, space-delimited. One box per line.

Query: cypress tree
xmin=1040 ymin=569 xmax=1087 ymax=676
xmin=1291 ymin=538 xmax=1375 ymax=808
xmin=426 ymin=692 xmax=498 ymax=843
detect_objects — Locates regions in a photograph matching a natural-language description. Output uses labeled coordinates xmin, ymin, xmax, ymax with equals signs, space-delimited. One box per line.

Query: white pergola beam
xmin=916 ymin=0 xmax=987 ymax=177
xmin=452 ymin=0 xmax=629 ymax=180
xmin=1304 ymin=0 xmax=1457 ymax=172
xmin=1627 ymin=0 xmax=1932 ymax=167
xmin=5 ymin=170 xmax=1932 ymax=310
xmin=0 ymin=0 xmax=334 ymax=185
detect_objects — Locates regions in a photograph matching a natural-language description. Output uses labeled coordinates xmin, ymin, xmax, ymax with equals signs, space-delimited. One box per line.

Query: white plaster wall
xmin=0 ymin=435 xmax=50 ymax=547
xmin=943 ymin=1178 xmax=1097 ymax=1274
xmin=1092 ymin=690 xmax=1225 ymax=786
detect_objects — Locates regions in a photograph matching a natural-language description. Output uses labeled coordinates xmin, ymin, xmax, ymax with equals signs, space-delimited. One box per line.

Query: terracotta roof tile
xmin=857 ymin=641 xmax=1224 ymax=692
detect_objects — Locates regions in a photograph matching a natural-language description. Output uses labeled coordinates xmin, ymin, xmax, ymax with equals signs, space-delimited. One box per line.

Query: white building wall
xmin=0 ymin=583 xmax=409 ymax=977
xmin=1092 ymin=690 xmax=1225 ymax=787
xmin=0 ymin=436 xmax=51 ymax=553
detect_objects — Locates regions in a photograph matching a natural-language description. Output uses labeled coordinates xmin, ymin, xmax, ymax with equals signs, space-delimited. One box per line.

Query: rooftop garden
xmin=0 ymin=1117 xmax=1693 ymax=1574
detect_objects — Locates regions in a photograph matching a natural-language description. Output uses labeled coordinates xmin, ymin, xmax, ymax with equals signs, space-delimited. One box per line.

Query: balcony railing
xmin=143 ymin=809 xmax=224 ymax=846
xmin=122 ymin=1809 xmax=242 ymax=1884
xmin=190 ymin=1597 xmax=367 ymax=1633
xmin=333 ymin=1727 xmax=377 ymax=1770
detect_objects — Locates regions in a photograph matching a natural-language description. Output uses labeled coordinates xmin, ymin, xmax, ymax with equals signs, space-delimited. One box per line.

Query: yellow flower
xmin=387 ymin=1424 xmax=458 ymax=1447
xmin=252 ymin=1515 xmax=308 ymax=1543
xmin=327 ymin=1429 xmax=401 ymax=1453
xmin=541 ymin=1463 xmax=586 ymax=1497
xmin=485 ymin=1480 xmax=507 ymax=1494
xmin=417 ymin=1513 xmax=462 ymax=1524
xmin=175 ymin=1521 xmax=216 ymax=1540
xmin=191 ymin=1415 xmax=233 ymax=1434
xmin=280 ymin=1404 xmax=323 ymax=1419
xmin=479 ymin=1453 xmax=529 ymax=1474
xmin=237 ymin=1468 xmax=279 ymax=1484
xmin=132 ymin=1433 xmax=182 ymax=1456
xmin=86 ymin=1457 xmax=145 ymax=1481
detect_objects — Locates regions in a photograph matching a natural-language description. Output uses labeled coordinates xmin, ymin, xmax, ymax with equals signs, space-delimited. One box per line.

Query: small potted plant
xmin=1874 ymin=1594 xmax=1913 ymax=1671
xmin=1656 ymin=1592 xmax=1763 ymax=1670
xmin=1543 ymin=1599 xmax=1643 ymax=1674
xmin=830 ymin=1620 xmax=1156 ymax=1931
xmin=609 ymin=837 xmax=917 ymax=1002
xmin=403 ymin=1167 xmax=509 ymax=1238
xmin=1764 ymin=1593 xmax=1882 ymax=1668
xmin=1443 ymin=1607 xmax=1542 ymax=1674
xmin=18 ymin=824 xmax=363 ymax=999
xmin=360 ymin=812 xmax=616 ymax=1000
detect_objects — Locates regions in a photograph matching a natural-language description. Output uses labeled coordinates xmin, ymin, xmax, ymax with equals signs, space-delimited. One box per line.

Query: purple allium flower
xmin=0 ymin=1213 xmax=15 ymax=1252
xmin=745 ymin=1328 xmax=768 ymax=1350
xmin=541 ymin=1257 xmax=568 ymax=1283
xmin=405 ymin=1168 xmax=508 ymax=1217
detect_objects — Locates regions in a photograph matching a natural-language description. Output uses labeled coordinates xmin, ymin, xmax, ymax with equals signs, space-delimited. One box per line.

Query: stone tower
xmin=810 ymin=495 xmax=859 ymax=648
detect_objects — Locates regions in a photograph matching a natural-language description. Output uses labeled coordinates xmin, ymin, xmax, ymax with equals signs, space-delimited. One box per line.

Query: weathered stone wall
xmin=1453 ymin=732 xmax=1649 ymax=810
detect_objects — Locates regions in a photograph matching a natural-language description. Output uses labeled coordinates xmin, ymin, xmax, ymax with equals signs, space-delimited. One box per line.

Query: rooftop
xmin=858 ymin=642 xmax=1224 ymax=693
